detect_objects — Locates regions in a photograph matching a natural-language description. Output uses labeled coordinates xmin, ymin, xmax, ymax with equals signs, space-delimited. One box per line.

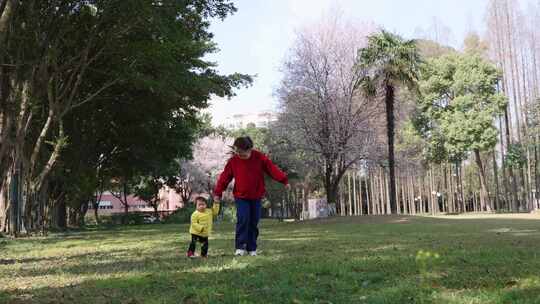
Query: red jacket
xmin=213 ymin=150 xmax=288 ymax=200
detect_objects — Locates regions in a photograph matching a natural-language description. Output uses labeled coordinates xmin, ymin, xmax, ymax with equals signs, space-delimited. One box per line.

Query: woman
xmin=213 ymin=136 xmax=290 ymax=256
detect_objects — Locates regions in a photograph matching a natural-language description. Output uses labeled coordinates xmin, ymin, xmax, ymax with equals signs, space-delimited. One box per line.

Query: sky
xmin=204 ymin=0 xmax=493 ymax=126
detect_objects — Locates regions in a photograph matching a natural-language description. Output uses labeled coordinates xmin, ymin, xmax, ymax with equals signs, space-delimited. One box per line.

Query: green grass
xmin=1 ymin=215 xmax=540 ymax=303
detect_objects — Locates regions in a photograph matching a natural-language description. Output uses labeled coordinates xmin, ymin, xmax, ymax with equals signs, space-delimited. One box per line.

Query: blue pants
xmin=235 ymin=198 xmax=261 ymax=251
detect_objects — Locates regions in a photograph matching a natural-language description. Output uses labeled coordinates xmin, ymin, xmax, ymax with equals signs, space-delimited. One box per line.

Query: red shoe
xmin=187 ymin=251 xmax=195 ymax=258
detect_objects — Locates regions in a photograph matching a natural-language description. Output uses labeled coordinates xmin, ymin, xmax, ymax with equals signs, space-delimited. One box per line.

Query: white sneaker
xmin=234 ymin=249 xmax=246 ymax=256
xmin=248 ymin=251 xmax=257 ymax=256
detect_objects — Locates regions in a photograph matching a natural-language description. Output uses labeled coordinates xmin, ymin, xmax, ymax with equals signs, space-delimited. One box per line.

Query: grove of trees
xmin=268 ymin=1 xmax=540 ymax=218
xmin=0 ymin=0 xmax=250 ymax=236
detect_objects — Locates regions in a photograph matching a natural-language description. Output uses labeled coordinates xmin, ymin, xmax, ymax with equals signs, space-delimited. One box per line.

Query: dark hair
xmin=194 ymin=196 xmax=208 ymax=204
xmin=233 ymin=136 xmax=254 ymax=151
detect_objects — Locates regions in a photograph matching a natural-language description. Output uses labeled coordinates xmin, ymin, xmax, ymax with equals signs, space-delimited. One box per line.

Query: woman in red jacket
xmin=213 ymin=136 xmax=289 ymax=256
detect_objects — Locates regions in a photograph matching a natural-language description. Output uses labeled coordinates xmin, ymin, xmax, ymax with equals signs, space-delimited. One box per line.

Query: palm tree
xmin=358 ymin=30 xmax=421 ymax=214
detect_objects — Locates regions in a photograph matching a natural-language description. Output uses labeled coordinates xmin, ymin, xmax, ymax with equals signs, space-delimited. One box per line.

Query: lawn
xmin=1 ymin=215 xmax=540 ymax=304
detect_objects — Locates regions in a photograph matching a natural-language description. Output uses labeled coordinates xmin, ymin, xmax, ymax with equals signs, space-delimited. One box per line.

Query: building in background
xmin=88 ymin=186 xmax=184 ymax=216
xmin=223 ymin=111 xmax=277 ymax=130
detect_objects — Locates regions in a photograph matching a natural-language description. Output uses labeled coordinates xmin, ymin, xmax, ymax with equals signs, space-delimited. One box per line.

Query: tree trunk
xmin=8 ymin=165 xmax=21 ymax=235
xmin=375 ymin=169 xmax=380 ymax=215
xmin=474 ymin=149 xmax=491 ymax=211
xmin=366 ymin=173 xmax=372 ymax=215
xmin=0 ymin=175 xmax=7 ymax=232
xmin=518 ymin=168 xmax=528 ymax=211
xmin=505 ymin=112 xmax=520 ymax=211
xmin=352 ymin=170 xmax=358 ymax=215
xmin=93 ymin=186 xmax=104 ymax=225
xmin=39 ymin=180 xmax=49 ymax=234
xmin=499 ymin=115 xmax=510 ymax=211
xmin=408 ymin=172 xmax=415 ymax=214
xmin=503 ymin=0 xmax=522 ymax=143
xmin=519 ymin=44 xmax=534 ymax=211
xmin=302 ymin=185 xmax=308 ymax=218
xmin=339 ymin=179 xmax=345 ymax=216
xmin=324 ymin=162 xmax=335 ymax=207
xmin=456 ymin=162 xmax=465 ymax=213
xmin=429 ymin=167 xmax=434 ymax=215
xmin=503 ymin=86 xmax=519 ymax=211
xmin=325 ymin=181 xmax=339 ymax=215
xmin=497 ymin=1 xmax=519 ymax=212
xmin=78 ymin=200 xmax=88 ymax=227
xmin=373 ymin=170 xmax=380 ymax=215
xmin=396 ymin=170 xmax=401 ymax=214
xmin=55 ymin=199 xmax=67 ymax=230
xmin=68 ymin=206 xmax=77 ymax=227
xmin=347 ymin=171 xmax=352 ymax=216
xmin=400 ymin=173 xmax=407 ymax=214
xmin=383 ymin=168 xmax=390 ymax=214
xmin=445 ymin=163 xmax=451 ymax=213
xmin=423 ymin=173 xmax=429 ymax=213
xmin=419 ymin=175 xmax=425 ymax=213
xmin=0 ymin=2 xmax=18 ymax=186
xmin=371 ymin=171 xmax=377 ymax=215
xmin=534 ymin=135 xmax=540 ymax=210
xmin=93 ymin=202 xmax=100 ymax=224
xmin=492 ymin=150 xmax=500 ymax=211
xmin=385 ymin=84 xmax=397 ymax=214
xmin=358 ymin=174 xmax=363 ymax=215
xmin=153 ymin=202 xmax=159 ymax=219
xmin=442 ymin=164 xmax=448 ymax=213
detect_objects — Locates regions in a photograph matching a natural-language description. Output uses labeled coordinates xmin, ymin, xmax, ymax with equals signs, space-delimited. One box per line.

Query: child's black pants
xmin=188 ymin=234 xmax=209 ymax=256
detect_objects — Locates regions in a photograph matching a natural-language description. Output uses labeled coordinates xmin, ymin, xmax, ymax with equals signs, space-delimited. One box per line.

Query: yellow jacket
xmin=189 ymin=203 xmax=220 ymax=237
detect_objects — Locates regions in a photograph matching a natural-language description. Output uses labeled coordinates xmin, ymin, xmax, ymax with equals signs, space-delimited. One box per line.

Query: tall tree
xmin=357 ymin=30 xmax=422 ymax=214
xmin=277 ymin=15 xmax=379 ymax=208
xmin=415 ymin=53 xmax=507 ymax=211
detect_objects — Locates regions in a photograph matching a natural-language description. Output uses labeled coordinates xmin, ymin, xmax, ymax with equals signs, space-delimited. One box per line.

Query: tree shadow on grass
xmin=1 ymin=252 xmax=427 ymax=304
xmin=2 ymin=224 xmax=186 ymax=247
xmin=3 ymin=237 xmax=317 ymax=280
xmin=4 ymin=249 xmax=540 ymax=304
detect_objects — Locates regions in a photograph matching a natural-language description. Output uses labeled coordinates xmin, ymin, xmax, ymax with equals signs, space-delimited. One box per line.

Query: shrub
xmin=164 ymin=204 xmax=196 ymax=224
xmin=110 ymin=213 xmax=146 ymax=225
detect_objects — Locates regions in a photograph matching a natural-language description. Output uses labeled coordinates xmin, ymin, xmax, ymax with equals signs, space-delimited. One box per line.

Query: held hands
xmin=213 ymin=195 xmax=221 ymax=203
xmin=285 ymin=184 xmax=291 ymax=191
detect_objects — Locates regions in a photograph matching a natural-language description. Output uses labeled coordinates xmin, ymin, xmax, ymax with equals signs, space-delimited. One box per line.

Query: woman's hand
xmin=285 ymin=184 xmax=291 ymax=191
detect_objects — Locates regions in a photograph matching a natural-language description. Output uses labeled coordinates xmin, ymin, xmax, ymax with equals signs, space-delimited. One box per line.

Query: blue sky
xmin=205 ymin=0 xmax=492 ymax=125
